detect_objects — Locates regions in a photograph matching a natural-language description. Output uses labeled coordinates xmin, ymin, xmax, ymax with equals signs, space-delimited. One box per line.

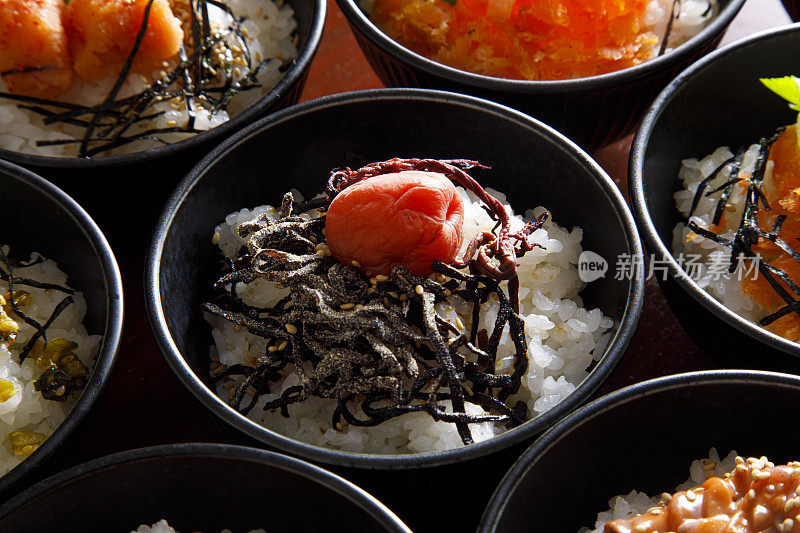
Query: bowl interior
xmin=0 ymin=168 xmax=110 ymax=333
xmin=0 ymin=447 xmax=406 ymax=533
xmin=154 ymin=92 xmax=640 ymax=463
xmin=641 ymin=28 xmax=800 ymax=253
xmin=485 ymin=372 xmax=800 ymax=532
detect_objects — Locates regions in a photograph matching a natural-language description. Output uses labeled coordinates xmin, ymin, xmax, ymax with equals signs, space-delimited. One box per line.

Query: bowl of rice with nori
xmin=0 ymin=160 xmax=122 ymax=498
xmin=0 ymin=0 xmax=324 ymax=176
xmin=146 ymin=89 xmax=643 ymax=468
xmin=630 ymin=23 xmax=800 ymax=369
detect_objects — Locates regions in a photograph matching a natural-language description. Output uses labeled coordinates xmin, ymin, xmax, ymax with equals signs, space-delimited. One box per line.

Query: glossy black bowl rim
xmin=335 ymin=0 xmax=746 ymax=93
xmin=629 ymin=23 xmax=800 ymax=358
xmin=0 ymin=443 xmax=413 ymax=533
xmin=478 ymin=369 xmax=800 ymax=532
xmin=0 ymin=0 xmax=326 ymax=170
xmin=145 ymin=87 xmax=645 ymax=469
xmin=0 ymin=159 xmax=123 ymax=494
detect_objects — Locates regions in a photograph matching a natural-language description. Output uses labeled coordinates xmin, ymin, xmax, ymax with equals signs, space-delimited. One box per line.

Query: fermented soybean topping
xmin=606 ymin=456 xmax=800 ymax=533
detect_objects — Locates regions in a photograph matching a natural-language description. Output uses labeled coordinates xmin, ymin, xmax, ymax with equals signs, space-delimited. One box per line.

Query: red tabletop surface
xmin=51 ymin=0 xmax=796 ymax=529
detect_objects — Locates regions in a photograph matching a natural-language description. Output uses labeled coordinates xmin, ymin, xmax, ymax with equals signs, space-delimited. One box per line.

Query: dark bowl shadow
xmin=0 ymin=444 xmax=411 ymax=533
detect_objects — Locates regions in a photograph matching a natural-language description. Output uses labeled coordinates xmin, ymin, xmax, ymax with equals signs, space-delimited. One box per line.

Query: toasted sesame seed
xmin=634 ymin=525 xmax=648 ymax=533
xmin=755 ymin=470 xmax=771 ymax=480
xmin=316 ymin=250 xmax=326 ymax=256
xmin=415 ymin=285 xmax=424 ymax=295
xmin=748 ymin=489 xmax=756 ymax=500
xmin=455 ymin=316 xmax=465 ymax=330
xmin=444 ymin=289 xmax=451 ymax=296
xmin=166 ymin=120 xmax=177 ymax=127
xmin=285 ymin=324 xmax=298 ymax=334
xmin=661 ymin=493 xmax=672 ymax=503
xmin=351 ymin=260 xmax=361 ymax=268
xmin=268 ymin=345 xmax=278 ymax=353
xmin=388 ymin=292 xmax=399 ymax=299
xmin=212 ymin=232 xmax=221 ymax=245
xmin=781 ymin=519 xmax=795 ymax=533
xmin=791 ymin=469 xmax=800 ymax=478
xmin=277 ymin=340 xmax=288 ymax=351
xmin=375 ymin=275 xmax=389 ymax=282
xmin=355 ymin=304 xmax=364 ymax=310
xmin=340 ymin=303 xmax=355 ymax=310
xmin=399 ymin=294 xmax=408 ymax=302
xmin=685 ymin=490 xmax=697 ymax=502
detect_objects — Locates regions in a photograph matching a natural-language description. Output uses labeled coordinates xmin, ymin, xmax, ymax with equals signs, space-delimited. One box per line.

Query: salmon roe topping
xmin=370 ymin=0 xmax=665 ymax=80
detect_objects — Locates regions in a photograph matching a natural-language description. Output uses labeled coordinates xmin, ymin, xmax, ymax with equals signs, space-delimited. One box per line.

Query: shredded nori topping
xmin=205 ymin=160 xmax=549 ymax=445
xmin=683 ymin=131 xmax=800 ymax=327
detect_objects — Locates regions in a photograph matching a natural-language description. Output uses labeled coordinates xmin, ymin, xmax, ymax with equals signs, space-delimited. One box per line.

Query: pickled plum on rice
xmin=204 ymin=158 xmax=614 ymax=454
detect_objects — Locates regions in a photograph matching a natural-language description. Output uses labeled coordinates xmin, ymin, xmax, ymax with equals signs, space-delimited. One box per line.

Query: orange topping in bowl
xmin=369 ymin=0 xmax=662 ymax=80
xmin=0 ymin=0 xmax=74 ymax=99
xmin=325 ymin=170 xmax=465 ymax=277
xmin=65 ymin=0 xmax=184 ymax=84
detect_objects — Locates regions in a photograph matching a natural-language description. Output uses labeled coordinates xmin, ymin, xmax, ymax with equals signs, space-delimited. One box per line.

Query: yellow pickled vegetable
xmin=0 ymin=379 xmax=17 ymax=403
xmin=8 ymin=430 xmax=46 ymax=456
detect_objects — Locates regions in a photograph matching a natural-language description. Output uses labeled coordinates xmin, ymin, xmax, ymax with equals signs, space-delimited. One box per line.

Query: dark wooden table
xmin=49 ymin=0 xmax=796 ymax=530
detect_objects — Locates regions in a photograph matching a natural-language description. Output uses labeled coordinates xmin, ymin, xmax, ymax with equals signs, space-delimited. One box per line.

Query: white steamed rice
xmin=581 ymin=448 xmax=739 ymax=532
xmin=207 ymin=187 xmax=614 ymax=454
xmin=0 ymin=247 xmax=100 ymax=475
xmin=133 ymin=519 xmax=266 ymax=533
xmin=0 ymin=0 xmax=298 ymax=157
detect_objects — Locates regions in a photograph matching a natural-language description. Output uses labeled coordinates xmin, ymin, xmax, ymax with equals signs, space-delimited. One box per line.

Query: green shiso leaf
xmin=440 ymin=0 xmax=457 ymax=5
xmin=761 ymin=76 xmax=800 ymax=111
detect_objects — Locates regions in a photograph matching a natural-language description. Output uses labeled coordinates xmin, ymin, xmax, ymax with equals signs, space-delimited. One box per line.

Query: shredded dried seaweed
xmin=683 ymin=131 xmax=800 ymax=327
xmin=0 ymin=0 xmax=296 ymax=158
xmin=205 ymin=160 xmax=542 ymax=445
xmin=0 ymin=246 xmax=76 ymax=362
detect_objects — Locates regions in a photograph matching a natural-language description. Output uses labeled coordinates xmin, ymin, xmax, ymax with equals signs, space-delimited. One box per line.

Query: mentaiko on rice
xmin=0 ymin=0 xmax=298 ymax=158
xmin=204 ymin=158 xmax=613 ymax=454
xmin=360 ymin=0 xmax=718 ymax=81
